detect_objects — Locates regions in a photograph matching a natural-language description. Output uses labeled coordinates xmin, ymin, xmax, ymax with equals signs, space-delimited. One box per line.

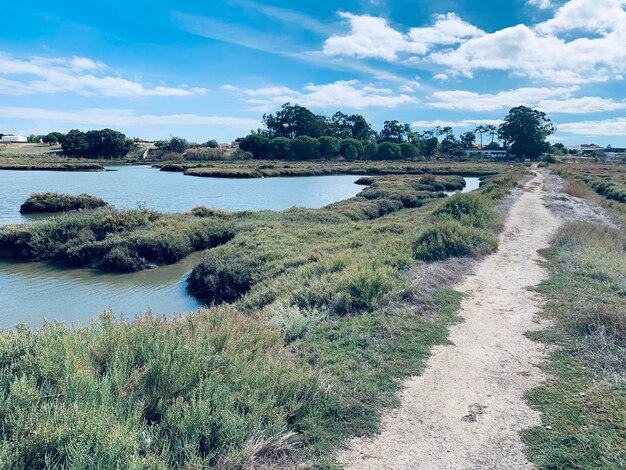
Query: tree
xmin=291 ymin=136 xmax=320 ymax=160
xmin=267 ymin=137 xmax=292 ymax=160
xmin=340 ymin=138 xmax=364 ymax=160
xmin=61 ymin=129 xmax=89 ymax=157
xmin=399 ymin=142 xmax=419 ymax=159
xmin=157 ymin=137 xmax=188 ymax=154
xmin=379 ymin=120 xmax=409 ymax=143
xmin=363 ymin=142 xmax=379 ymax=161
xmin=61 ymin=129 xmax=132 ymax=158
xmin=262 ymin=103 xmax=326 ymax=138
xmin=376 ymin=142 xmax=402 ymax=160
xmin=498 ymin=106 xmax=556 ymax=161
xmin=239 ymin=134 xmax=270 ymax=159
xmin=327 ymin=112 xmax=375 ymax=141
xmin=318 ymin=136 xmax=340 ymax=159
xmin=420 ymin=131 xmax=439 ymax=158
xmin=460 ymin=132 xmax=476 ymax=150
xmin=43 ymin=133 xmax=60 ymax=145
xmin=485 ymin=125 xmax=498 ymax=145
xmin=205 ymin=139 xmax=219 ymax=148
xmin=474 ymin=125 xmax=487 ymax=149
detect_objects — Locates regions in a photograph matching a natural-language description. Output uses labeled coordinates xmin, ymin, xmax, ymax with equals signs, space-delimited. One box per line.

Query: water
xmin=0 ymin=168 xmax=480 ymax=329
xmin=0 ymin=165 xmax=364 ymax=225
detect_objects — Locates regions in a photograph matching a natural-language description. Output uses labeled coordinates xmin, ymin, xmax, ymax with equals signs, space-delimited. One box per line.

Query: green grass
xmin=522 ymin=222 xmax=626 ymax=469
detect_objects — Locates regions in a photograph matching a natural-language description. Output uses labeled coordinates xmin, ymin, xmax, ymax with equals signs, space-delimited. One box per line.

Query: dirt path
xmin=339 ymin=171 xmax=560 ymax=469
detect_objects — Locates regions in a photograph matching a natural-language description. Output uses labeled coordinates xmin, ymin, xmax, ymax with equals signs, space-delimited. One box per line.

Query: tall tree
xmin=262 ymin=103 xmax=325 ymax=139
xmin=474 ymin=125 xmax=487 ymax=149
xmin=460 ymin=131 xmax=476 ymax=150
xmin=485 ymin=124 xmax=498 ymax=144
xmin=379 ymin=120 xmax=409 ymax=143
xmin=498 ymin=106 xmax=556 ymax=161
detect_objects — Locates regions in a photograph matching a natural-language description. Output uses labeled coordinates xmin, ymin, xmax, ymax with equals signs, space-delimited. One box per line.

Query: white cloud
xmin=322 ymin=12 xmax=483 ymax=61
xmin=0 ymin=106 xmax=260 ymax=129
xmin=527 ymin=0 xmax=553 ymax=9
xmin=320 ymin=1 xmax=626 ymax=85
xmin=558 ymin=117 xmax=626 ymax=136
xmin=426 ymin=86 xmax=626 ymax=113
xmin=429 ymin=0 xmax=626 ymax=84
xmin=225 ymin=80 xmax=418 ymax=110
xmin=433 ymin=73 xmax=448 ymax=80
xmin=537 ymin=0 xmax=626 ymax=34
xmin=428 ymin=87 xmax=573 ymax=111
xmin=0 ymin=52 xmax=209 ymax=97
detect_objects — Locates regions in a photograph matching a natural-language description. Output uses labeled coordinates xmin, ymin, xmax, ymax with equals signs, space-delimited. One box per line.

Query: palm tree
xmin=486 ymin=125 xmax=497 ymax=145
xmin=474 ymin=125 xmax=487 ymax=149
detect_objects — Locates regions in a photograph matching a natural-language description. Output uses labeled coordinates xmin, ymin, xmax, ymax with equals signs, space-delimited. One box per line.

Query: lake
xmin=0 ymin=165 xmax=364 ymax=225
xmin=0 ymin=167 xmax=480 ymax=329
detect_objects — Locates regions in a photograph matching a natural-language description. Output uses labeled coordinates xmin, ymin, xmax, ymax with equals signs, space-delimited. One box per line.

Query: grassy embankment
xmin=20 ymin=192 xmax=108 ymax=214
xmin=0 ymin=165 xmax=524 ymax=467
xmin=158 ymin=160 xmax=505 ymax=178
xmin=553 ymin=162 xmax=626 ymax=204
xmin=523 ymin=164 xmax=626 ymax=469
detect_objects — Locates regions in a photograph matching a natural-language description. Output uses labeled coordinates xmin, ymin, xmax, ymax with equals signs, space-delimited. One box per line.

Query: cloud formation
xmin=427 ymin=87 xmax=626 ymax=113
xmin=322 ymin=0 xmax=626 ymax=85
xmin=0 ymin=53 xmax=209 ymax=97
xmin=323 ymin=13 xmax=483 ymax=61
xmin=224 ymin=80 xmax=417 ymax=110
xmin=0 ymin=106 xmax=259 ymax=128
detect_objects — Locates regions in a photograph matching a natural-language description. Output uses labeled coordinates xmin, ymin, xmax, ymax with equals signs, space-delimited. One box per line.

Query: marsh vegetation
xmin=0 ymin=162 xmax=524 ymax=467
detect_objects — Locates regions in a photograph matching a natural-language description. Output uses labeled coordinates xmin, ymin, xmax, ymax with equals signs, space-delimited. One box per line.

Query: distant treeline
xmin=237 ymin=103 xmax=506 ymax=160
xmin=28 ymin=129 xmax=134 ymax=159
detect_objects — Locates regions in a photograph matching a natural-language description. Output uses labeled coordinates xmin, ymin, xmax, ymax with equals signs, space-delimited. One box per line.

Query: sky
xmin=1 ymin=0 xmax=625 ymax=146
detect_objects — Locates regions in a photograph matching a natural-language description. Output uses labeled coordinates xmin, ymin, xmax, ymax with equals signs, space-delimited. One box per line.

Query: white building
xmin=1 ymin=135 xmax=28 ymax=143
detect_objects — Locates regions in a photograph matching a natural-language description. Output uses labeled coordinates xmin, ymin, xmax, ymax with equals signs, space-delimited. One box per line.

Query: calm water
xmin=0 ymin=165 xmax=363 ymax=225
xmin=0 ymin=168 xmax=480 ymax=329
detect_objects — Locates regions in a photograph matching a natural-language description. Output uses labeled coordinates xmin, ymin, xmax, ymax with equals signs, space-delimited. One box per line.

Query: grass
xmin=522 ymin=220 xmax=626 ymax=468
xmin=155 ymin=160 xmax=505 ymax=179
xmin=554 ymin=162 xmax=626 ymax=204
xmin=0 ymin=162 xmax=526 ymax=467
xmin=20 ymin=192 xmax=108 ymax=214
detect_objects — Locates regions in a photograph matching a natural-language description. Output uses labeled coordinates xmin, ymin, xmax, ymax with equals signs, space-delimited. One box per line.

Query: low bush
xmin=20 ymin=192 xmax=107 ymax=213
xmin=346 ymin=266 xmax=392 ymax=311
xmin=187 ymin=252 xmax=254 ymax=304
xmin=412 ymin=220 xmax=498 ymax=261
xmin=432 ymin=193 xmax=500 ymax=229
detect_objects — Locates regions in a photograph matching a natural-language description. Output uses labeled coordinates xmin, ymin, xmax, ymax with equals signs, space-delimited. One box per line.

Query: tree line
xmin=238 ymin=103 xmax=556 ymax=161
xmin=26 ymin=104 xmax=557 ymax=161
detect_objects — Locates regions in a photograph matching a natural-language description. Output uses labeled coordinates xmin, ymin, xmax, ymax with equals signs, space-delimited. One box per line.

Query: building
xmin=1 ymin=135 xmax=28 ymax=143
xmin=464 ymin=149 xmax=508 ymax=159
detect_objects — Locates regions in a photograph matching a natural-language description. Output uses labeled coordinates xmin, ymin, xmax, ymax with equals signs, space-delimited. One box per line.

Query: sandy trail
xmin=339 ymin=171 xmax=560 ymax=469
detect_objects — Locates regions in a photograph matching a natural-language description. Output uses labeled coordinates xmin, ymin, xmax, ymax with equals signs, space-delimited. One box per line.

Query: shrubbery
xmin=0 ymin=208 xmax=235 ymax=272
xmin=20 ymin=192 xmax=107 ymax=213
xmin=412 ymin=220 xmax=498 ymax=261
xmin=432 ymin=193 xmax=499 ymax=229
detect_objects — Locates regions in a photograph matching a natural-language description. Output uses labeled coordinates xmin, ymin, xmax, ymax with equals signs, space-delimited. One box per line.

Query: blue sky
xmin=1 ymin=0 xmax=625 ymax=145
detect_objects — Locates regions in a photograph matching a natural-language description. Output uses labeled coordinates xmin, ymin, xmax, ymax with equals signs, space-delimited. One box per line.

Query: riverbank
xmin=0 ymin=165 xmax=524 ymax=467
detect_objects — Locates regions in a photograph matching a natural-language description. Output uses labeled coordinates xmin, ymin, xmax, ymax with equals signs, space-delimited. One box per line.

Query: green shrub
xmin=432 ymin=193 xmax=500 ymax=229
xmin=187 ymin=252 xmax=254 ymax=304
xmin=412 ymin=221 xmax=498 ymax=261
xmin=20 ymin=192 xmax=107 ymax=213
xmin=346 ymin=266 xmax=392 ymax=311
